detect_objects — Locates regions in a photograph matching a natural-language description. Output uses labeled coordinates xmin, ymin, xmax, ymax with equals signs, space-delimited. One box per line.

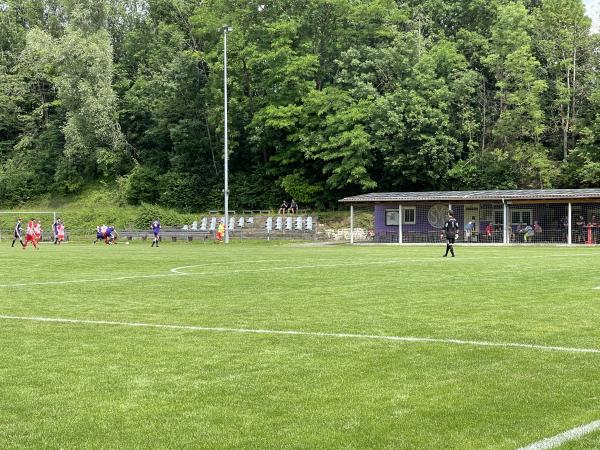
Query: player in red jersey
xmin=56 ymin=220 xmax=65 ymax=244
xmin=23 ymin=218 xmax=38 ymax=250
xmin=34 ymin=220 xmax=42 ymax=245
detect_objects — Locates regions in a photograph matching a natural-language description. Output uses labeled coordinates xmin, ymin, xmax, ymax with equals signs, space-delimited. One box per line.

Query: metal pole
xmin=399 ymin=204 xmax=402 ymax=244
xmin=350 ymin=204 xmax=354 ymax=244
xmin=223 ymin=27 xmax=231 ymax=244
xmin=503 ymin=200 xmax=508 ymax=244
xmin=568 ymin=203 xmax=572 ymax=245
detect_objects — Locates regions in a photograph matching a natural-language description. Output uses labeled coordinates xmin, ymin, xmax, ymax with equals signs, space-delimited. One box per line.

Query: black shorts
xmin=446 ymin=237 xmax=455 ymax=244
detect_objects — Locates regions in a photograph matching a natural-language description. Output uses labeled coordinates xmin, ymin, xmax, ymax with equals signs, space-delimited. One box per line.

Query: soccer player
xmin=104 ymin=225 xmax=118 ymax=244
xmin=23 ymin=218 xmax=38 ymax=250
xmin=151 ymin=219 xmax=161 ymax=247
xmin=93 ymin=225 xmax=105 ymax=244
xmin=52 ymin=218 xmax=60 ymax=244
xmin=33 ymin=220 xmax=42 ymax=246
xmin=12 ymin=218 xmax=24 ymax=248
xmin=56 ymin=220 xmax=65 ymax=245
xmin=216 ymin=221 xmax=225 ymax=243
xmin=442 ymin=210 xmax=458 ymax=257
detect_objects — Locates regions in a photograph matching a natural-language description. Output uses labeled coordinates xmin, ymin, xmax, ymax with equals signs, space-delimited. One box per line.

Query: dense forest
xmin=0 ymin=0 xmax=599 ymax=210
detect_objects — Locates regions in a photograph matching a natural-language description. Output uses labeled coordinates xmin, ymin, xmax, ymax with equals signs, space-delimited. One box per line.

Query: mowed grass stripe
xmin=2 ymin=314 xmax=600 ymax=354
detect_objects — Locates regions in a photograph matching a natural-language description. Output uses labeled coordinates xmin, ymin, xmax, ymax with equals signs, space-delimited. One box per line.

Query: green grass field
xmin=1 ymin=242 xmax=600 ymax=449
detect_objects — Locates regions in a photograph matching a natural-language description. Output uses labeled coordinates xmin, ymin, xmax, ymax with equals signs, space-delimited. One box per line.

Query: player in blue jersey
xmin=151 ymin=220 xmax=161 ymax=247
xmin=104 ymin=226 xmax=117 ymax=244
xmin=93 ymin=225 xmax=106 ymax=244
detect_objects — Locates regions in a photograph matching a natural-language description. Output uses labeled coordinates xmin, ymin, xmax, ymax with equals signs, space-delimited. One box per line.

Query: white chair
xmin=306 ymin=216 xmax=313 ymax=231
xmin=266 ymin=217 xmax=273 ymax=232
xmin=200 ymin=217 xmax=207 ymax=231
xmin=275 ymin=217 xmax=283 ymax=231
xmin=209 ymin=217 xmax=217 ymax=231
xmin=191 ymin=221 xmax=198 ymax=231
xmin=285 ymin=217 xmax=292 ymax=230
xmin=229 ymin=217 xmax=235 ymax=231
xmin=238 ymin=217 xmax=244 ymax=228
xmin=182 ymin=224 xmax=189 ymax=230
xmin=247 ymin=216 xmax=254 ymax=224
xmin=295 ymin=216 xmax=303 ymax=231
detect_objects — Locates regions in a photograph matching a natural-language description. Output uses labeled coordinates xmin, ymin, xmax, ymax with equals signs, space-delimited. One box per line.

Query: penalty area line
xmin=0 ymin=315 xmax=599 ymax=355
xmin=518 ymin=419 xmax=600 ymax=450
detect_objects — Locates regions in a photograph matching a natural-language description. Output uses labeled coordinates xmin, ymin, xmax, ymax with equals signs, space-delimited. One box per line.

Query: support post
xmin=223 ymin=26 xmax=232 ymax=244
xmin=568 ymin=203 xmax=572 ymax=245
xmin=503 ymin=201 xmax=509 ymax=244
xmin=350 ymin=204 xmax=354 ymax=244
xmin=398 ymin=204 xmax=403 ymax=244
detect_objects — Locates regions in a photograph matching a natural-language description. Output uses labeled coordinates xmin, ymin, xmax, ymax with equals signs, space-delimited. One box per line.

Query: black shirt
xmin=444 ymin=217 xmax=458 ymax=239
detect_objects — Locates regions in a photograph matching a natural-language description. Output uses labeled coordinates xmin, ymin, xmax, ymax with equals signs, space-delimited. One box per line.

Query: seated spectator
xmin=523 ymin=224 xmax=534 ymax=242
xmin=289 ymin=199 xmax=298 ymax=214
xmin=516 ymin=223 xmax=525 ymax=242
xmin=278 ymin=200 xmax=288 ymax=214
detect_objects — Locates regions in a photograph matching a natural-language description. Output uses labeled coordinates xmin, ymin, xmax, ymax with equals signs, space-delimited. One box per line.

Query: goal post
xmin=0 ymin=211 xmax=59 ymax=242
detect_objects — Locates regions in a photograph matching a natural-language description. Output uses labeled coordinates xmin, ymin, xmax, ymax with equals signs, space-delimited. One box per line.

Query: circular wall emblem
xmin=427 ymin=204 xmax=448 ymax=229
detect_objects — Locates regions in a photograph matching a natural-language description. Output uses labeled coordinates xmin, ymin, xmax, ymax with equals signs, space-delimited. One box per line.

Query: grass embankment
xmin=0 ymin=187 xmax=364 ymax=236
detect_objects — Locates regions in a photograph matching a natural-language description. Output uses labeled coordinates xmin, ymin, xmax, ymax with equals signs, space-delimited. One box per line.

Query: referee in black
xmin=12 ymin=218 xmax=23 ymax=248
xmin=443 ymin=210 xmax=458 ymax=257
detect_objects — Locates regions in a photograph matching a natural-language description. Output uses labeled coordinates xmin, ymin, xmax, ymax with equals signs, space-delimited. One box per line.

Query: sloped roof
xmin=339 ymin=189 xmax=600 ymax=203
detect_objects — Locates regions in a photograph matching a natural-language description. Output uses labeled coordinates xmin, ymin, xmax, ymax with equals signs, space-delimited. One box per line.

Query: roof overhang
xmin=339 ymin=189 xmax=600 ymax=203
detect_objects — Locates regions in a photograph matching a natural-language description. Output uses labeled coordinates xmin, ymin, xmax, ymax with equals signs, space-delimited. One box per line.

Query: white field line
xmin=1 ymin=253 xmax=600 ymax=289
xmin=0 ymin=314 xmax=599 ymax=355
xmin=518 ymin=419 xmax=600 ymax=450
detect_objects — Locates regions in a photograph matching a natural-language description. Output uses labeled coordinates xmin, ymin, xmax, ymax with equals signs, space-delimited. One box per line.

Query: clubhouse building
xmin=339 ymin=189 xmax=600 ymax=244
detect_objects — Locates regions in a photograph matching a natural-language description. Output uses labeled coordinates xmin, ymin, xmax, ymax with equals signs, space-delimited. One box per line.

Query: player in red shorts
xmin=56 ymin=220 xmax=65 ymax=244
xmin=34 ymin=220 xmax=42 ymax=245
xmin=23 ymin=218 xmax=38 ymax=250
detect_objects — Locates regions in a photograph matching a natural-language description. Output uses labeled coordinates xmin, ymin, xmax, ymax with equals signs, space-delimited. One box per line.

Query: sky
xmin=585 ymin=0 xmax=599 ymax=33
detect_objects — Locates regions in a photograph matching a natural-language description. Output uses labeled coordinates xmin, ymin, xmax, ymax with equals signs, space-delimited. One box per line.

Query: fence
xmin=349 ymin=201 xmax=600 ymax=245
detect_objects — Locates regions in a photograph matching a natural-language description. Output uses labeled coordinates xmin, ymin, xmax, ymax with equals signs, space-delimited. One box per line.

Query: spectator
xmin=289 ymin=199 xmax=298 ymax=214
xmin=278 ymin=200 xmax=288 ymax=214
xmin=591 ymin=214 xmax=599 ymax=244
xmin=560 ymin=216 xmax=568 ymax=241
xmin=575 ymin=215 xmax=585 ymax=243
xmin=516 ymin=223 xmax=525 ymax=243
xmin=523 ymin=224 xmax=534 ymax=242
xmin=533 ymin=220 xmax=543 ymax=242
xmin=485 ymin=222 xmax=494 ymax=242
xmin=464 ymin=217 xmax=474 ymax=243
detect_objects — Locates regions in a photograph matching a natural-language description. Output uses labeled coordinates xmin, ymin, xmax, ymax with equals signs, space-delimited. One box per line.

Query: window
xmin=385 ymin=210 xmax=399 ymax=226
xmin=385 ymin=207 xmax=416 ymax=226
xmin=511 ymin=209 xmax=533 ymax=225
xmin=403 ymin=207 xmax=416 ymax=224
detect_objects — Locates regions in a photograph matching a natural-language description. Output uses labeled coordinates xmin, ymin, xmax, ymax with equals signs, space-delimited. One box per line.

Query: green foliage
xmin=132 ymin=202 xmax=193 ymax=229
xmin=123 ymin=164 xmax=160 ymax=205
xmin=0 ymin=0 xmax=599 ymax=209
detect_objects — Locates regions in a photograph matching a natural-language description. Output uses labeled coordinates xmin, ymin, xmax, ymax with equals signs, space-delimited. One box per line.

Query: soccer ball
xmin=125 ymin=242 xmax=130 ymax=245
